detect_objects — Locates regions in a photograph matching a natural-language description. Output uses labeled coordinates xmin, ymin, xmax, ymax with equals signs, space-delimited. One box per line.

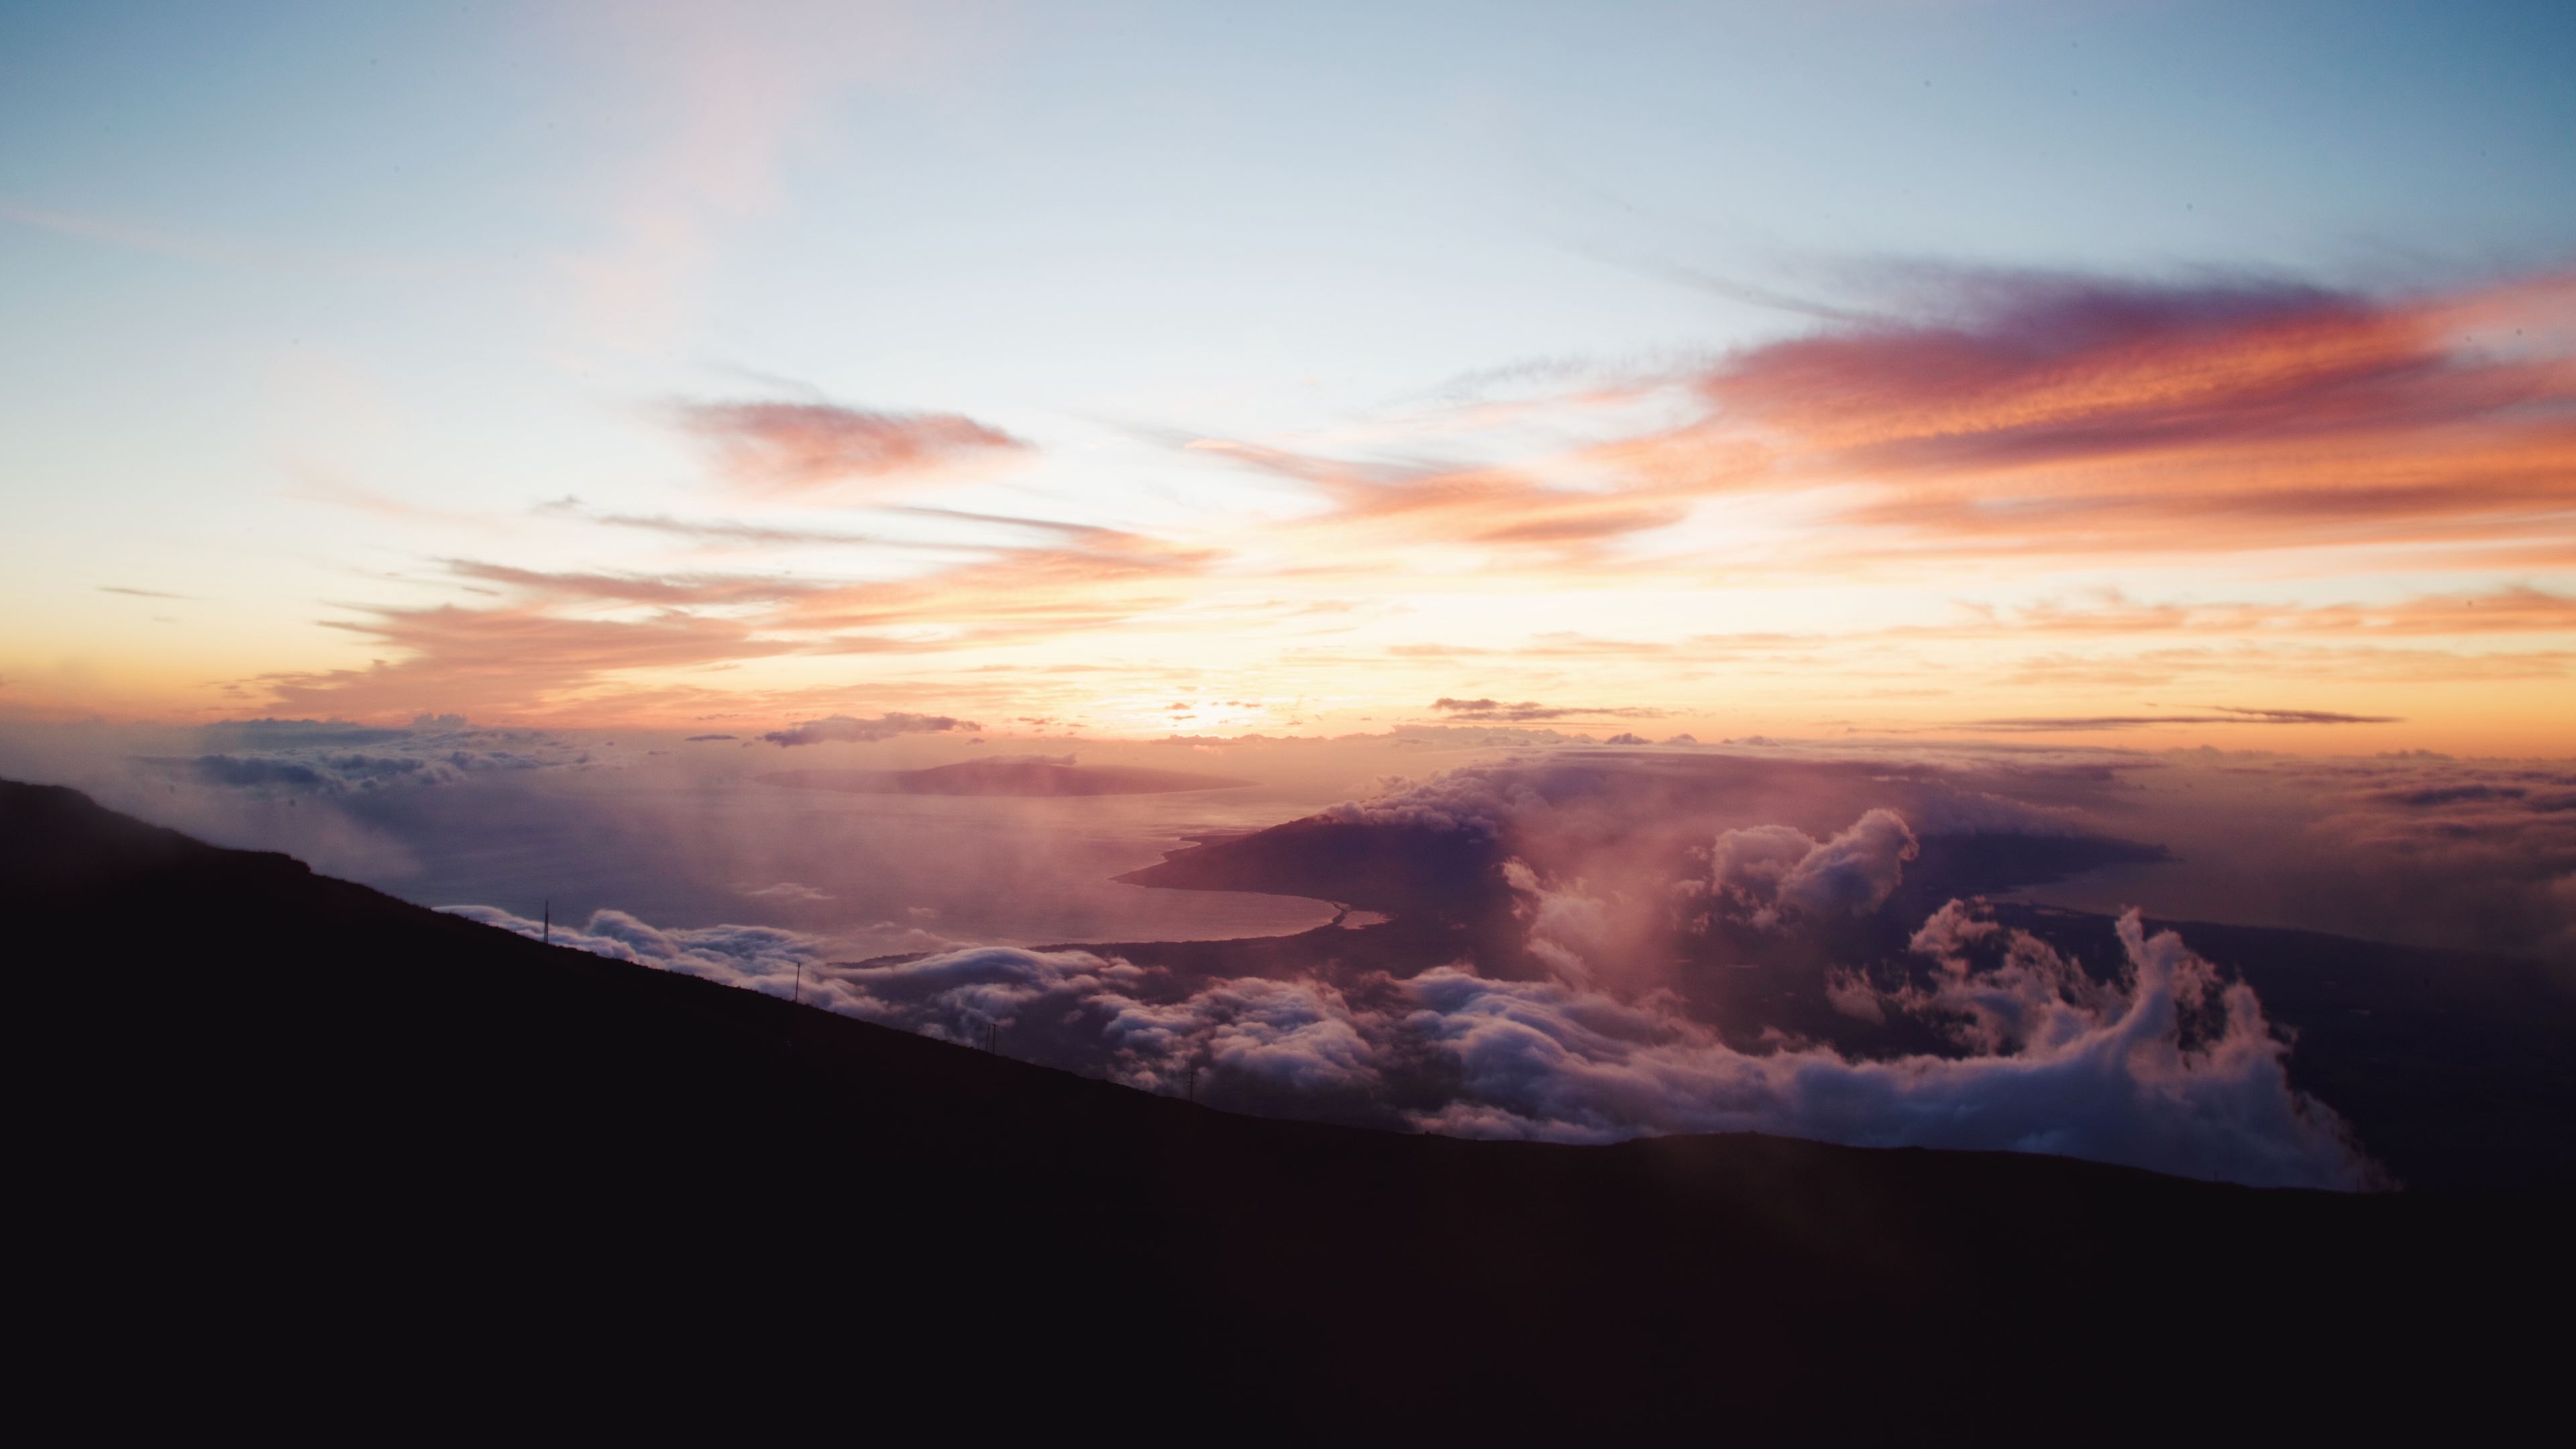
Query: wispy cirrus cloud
xmin=1179 ymin=268 xmax=2576 ymax=576
xmin=1430 ymin=697 xmax=1668 ymax=723
xmin=675 ymin=399 xmax=1030 ymax=496
xmin=1950 ymin=587 xmax=2576 ymax=638
xmin=1684 ymin=268 xmax=2576 ymax=563
xmin=542 ymin=1 xmax=983 ymax=350
xmin=256 ymin=604 xmax=800 ymax=720
xmin=224 ymin=265 xmax=2575 ymax=738
xmin=1970 ymin=706 xmax=2402 ymax=732
xmin=439 ymin=559 xmax=830 ymax=608
xmin=583 ymin=511 xmax=892 ymax=549
xmin=242 ymin=508 xmax=1222 ymax=718
xmin=1179 ymin=437 xmax=1701 ymax=557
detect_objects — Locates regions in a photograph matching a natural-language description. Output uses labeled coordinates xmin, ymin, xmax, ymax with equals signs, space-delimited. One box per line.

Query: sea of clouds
xmin=448 ymin=768 xmax=2385 ymax=1191
xmin=7 ymin=716 xmax=2566 ymax=1189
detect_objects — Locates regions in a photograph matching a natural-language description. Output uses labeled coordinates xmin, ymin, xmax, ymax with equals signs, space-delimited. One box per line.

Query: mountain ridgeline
xmin=5 ymin=780 xmax=2562 ymax=1434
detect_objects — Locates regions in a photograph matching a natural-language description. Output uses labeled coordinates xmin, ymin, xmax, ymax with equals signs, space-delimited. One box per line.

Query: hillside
xmin=5 ymin=779 xmax=2561 ymax=1435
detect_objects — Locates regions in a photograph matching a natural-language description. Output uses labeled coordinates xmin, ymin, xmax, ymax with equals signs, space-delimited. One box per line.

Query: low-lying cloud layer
xmin=449 ymin=890 xmax=2375 ymax=1190
xmin=440 ymin=755 xmax=2383 ymax=1191
xmin=443 ymin=904 xmax=814 ymax=983
xmin=141 ymin=715 xmax=601 ymax=794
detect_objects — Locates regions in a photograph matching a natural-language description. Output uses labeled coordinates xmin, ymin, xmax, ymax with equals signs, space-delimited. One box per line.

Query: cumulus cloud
xmin=443 ymin=896 xmax=2377 ymax=1189
xmin=1399 ymin=907 xmax=2373 ymax=1189
xmin=1354 ymin=744 xmax=2576 ymax=967
xmin=1321 ymin=768 xmax=1539 ymax=840
xmin=759 ymin=712 xmax=981 ymax=746
xmin=1503 ymin=859 xmax=1628 ymax=987
xmin=1701 ymin=809 xmax=1920 ymax=928
xmin=1875 ymin=899 xmax=2127 ymax=1054
xmin=1306 ymin=753 xmax=2155 ymax=936
xmin=1777 ymin=809 xmax=1920 ymax=916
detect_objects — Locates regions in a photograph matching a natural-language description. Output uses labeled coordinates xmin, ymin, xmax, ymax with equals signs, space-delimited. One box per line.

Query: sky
xmin=4 ymin=0 xmax=2574 ymax=753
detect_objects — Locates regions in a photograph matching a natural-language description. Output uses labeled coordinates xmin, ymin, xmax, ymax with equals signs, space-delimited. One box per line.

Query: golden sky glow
xmin=4 ymin=5 xmax=2571 ymax=755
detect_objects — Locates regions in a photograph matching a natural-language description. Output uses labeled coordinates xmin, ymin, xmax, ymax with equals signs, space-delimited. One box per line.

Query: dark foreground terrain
xmin=7 ymin=780 xmax=2564 ymax=1436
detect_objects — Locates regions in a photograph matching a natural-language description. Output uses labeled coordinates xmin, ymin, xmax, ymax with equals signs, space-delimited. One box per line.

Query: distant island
xmin=759 ymin=759 xmax=1254 ymax=798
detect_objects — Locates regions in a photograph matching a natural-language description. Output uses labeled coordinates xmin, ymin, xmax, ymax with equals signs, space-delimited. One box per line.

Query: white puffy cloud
xmin=1399 ymin=907 xmax=2373 ymax=1191
xmin=1703 ymin=808 xmax=1920 ymax=928
xmin=443 ymin=896 xmax=2379 ymax=1190
xmin=1502 ymin=858 xmax=1625 ymax=986
xmin=441 ymin=905 xmax=814 ymax=996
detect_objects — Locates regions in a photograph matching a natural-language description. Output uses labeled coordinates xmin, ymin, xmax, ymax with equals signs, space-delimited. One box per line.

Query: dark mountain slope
xmin=4 ymin=780 xmax=2561 ymax=1436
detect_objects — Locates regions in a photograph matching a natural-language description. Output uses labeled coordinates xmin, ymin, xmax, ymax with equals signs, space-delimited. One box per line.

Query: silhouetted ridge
xmin=0 ymin=779 xmax=234 ymax=889
xmin=4 ymin=780 xmax=2561 ymax=1436
xmin=1116 ymin=814 xmax=1509 ymax=917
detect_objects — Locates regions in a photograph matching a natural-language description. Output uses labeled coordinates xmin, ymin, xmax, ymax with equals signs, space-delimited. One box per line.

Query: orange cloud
xmin=244 ymin=511 xmax=1223 ymax=721
xmin=198 ymin=268 xmax=2572 ymax=745
xmin=1690 ymin=269 xmax=2576 ymax=562
xmin=1181 ymin=439 xmax=1700 ymax=559
xmin=257 ymin=605 xmax=801 ymax=720
xmin=1220 ymin=269 xmax=2576 ymax=574
xmin=1970 ymin=588 xmax=2576 ymax=638
xmin=441 ymin=559 xmax=830 ymax=608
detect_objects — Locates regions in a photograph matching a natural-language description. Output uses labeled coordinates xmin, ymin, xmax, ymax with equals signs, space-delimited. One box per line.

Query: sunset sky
xmin=5 ymin=1 xmax=2573 ymax=753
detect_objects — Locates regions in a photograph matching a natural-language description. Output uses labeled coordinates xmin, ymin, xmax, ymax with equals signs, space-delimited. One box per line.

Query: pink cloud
xmin=676 ymin=400 xmax=1029 ymax=494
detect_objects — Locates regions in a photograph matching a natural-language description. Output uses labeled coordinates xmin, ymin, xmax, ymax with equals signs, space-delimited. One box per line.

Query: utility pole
xmin=542 ymin=899 xmax=550 ymax=946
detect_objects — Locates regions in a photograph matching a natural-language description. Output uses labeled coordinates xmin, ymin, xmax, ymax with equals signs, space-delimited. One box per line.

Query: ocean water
xmin=336 ymin=753 xmax=1341 ymax=959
